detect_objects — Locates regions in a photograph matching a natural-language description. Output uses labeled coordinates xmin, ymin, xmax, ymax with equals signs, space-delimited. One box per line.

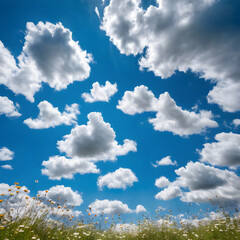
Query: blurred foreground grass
xmin=1 ymin=214 xmax=240 ymax=240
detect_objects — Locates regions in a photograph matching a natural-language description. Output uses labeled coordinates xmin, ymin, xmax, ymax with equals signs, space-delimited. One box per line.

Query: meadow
xmin=0 ymin=183 xmax=240 ymax=240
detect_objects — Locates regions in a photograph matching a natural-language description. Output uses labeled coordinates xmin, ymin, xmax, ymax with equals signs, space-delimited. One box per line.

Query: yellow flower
xmin=16 ymin=191 xmax=19 ymax=194
xmin=8 ymin=189 xmax=11 ymax=192
xmin=45 ymin=190 xmax=48 ymax=193
xmin=16 ymin=186 xmax=22 ymax=189
xmin=1 ymin=194 xmax=5 ymax=196
xmin=14 ymin=182 xmax=19 ymax=185
xmin=10 ymin=193 xmax=14 ymax=196
xmin=58 ymin=206 xmax=61 ymax=209
xmin=24 ymin=189 xmax=28 ymax=193
xmin=0 ymin=200 xmax=3 ymax=203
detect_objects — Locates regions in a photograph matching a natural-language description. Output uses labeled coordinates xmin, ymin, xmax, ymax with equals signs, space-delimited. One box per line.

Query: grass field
xmin=0 ymin=183 xmax=240 ymax=240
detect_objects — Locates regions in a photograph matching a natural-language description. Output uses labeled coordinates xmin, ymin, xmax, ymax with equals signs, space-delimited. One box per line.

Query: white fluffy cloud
xmin=24 ymin=101 xmax=80 ymax=129
xmin=135 ymin=205 xmax=146 ymax=214
xmin=42 ymin=112 xmax=136 ymax=180
xmin=155 ymin=176 xmax=170 ymax=188
xmin=117 ymin=85 xmax=158 ymax=115
xmin=152 ymin=156 xmax=177 ymax=167
xmin=0 ymin=22 xmax=92 ymax=102
xmin=155 ymin=185 xmax=182 ymax=201
xmin=97 ymin=168 xmax=138 ymax=190
xmin=233 ymin=119 xmax=240 ymax=128
xmin=89 ymin=199 xmax=133 ymax=214
xmin=156 ymin=161 xmax=240 ymax=204
xmin=117 ymin=86 xmax=218 ymax=136
xmin=38 ymin=185 xmax=83 ymax=207
xmin=0 ymin=147 xmax=14 ymax=161
xmin=57 ymin=112 xmax=137 ymax=161
xmin=101 ymin=0 xmax=240 ymax=112
xmin=1 ymin=164 xmax=13 ymax=170
xmin=41 ymin=156 xmax=99 ymax=180
xmin=149 ymin=92 xmax=218 ymax=136
xmin=82 ymin=81 xmax=118 ymax=103
xmin=199 ymin=132 xmax=240 ymax=168
xmin=0 ymin=96 xmax=21 ymax=117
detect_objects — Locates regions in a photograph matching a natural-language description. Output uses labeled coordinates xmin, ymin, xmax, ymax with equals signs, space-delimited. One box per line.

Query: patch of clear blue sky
xmin=0 ymin=0 xmax=239 ymax=220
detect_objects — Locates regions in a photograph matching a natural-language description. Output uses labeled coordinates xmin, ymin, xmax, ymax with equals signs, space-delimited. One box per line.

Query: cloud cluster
xmin=97 ymin=168 xmax=138 ymax=190
xmin=0 ymin=21 xmax=92 ymax=102
xmin=0 ymin=96 xmax=21 ymax=117
xmin=199 ymin=132 xmax=240 ymax=168
xmin=117 ymin=85 xmax=218 ymax=136
xmin=0 ymin=147 xmax=14 ymax=161
xmin=82 ymin=81 xmax=118 ymax=103
xmin=24 ymin=101 xmax=80 ymax=129
xmin=42 ymin=112 xmax=137 ymax=180
xmin=101 ymin=0 xmax=240 ymax=112
xmin=155 ymin=161 xmax=240 ymax=204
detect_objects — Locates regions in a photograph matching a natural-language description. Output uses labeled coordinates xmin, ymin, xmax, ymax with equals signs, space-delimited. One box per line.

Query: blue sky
xmin=0 ymin=0 xmax=240 ymax=222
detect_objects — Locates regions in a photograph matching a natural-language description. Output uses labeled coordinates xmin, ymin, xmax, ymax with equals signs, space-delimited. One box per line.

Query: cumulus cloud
xmin=101 ymin=0 xmax=240 ymax=112
xmin=152 ymin=156 xmax=177 ymax=167
xmin=0 ymin=147 xmax=14 ymax=161
xmin=38 ymin=185 xmax=83 ymax=207
xmin=41 ymin=156 xmax=99 ymax=180
xmin=233 ymin=119 xmax=240 ymax=128
xmin=155 ymin=185 xmax=182 ymax=200
xmin=42 ymin=112 xmax=136 ymax=180
xmin=135 ymin=205 xmax=147 ymax=214
xmin=89 ymin=199 xmax=133 ymax=214
xmin=117 ymin=86 xmax=217 ymax=136
xmin=199 ymin=132 xmax=240 ymax=168
xmin=57 ymin=112 xmax=137 ymax=161
xmin=97 ymin=168 xmax=138 ymax=190
xmin=0 ymin=96 xmax=21 ymax=117
xmin=117 ymin=85 xmax=158 ymax=115
xmin=24 ymin=101 xmax=80 ymax=129
xmin=1 ymin=164 xmax=13 ymax=170
xmin=82 ymin=81 xmax=117 ymax=103
xmin=155 ymin=176 xmax=170 ymax=188
xmin=156 ymin=161 xmax=240 ymax=204
xmin=149 ymin=92 xmax=218 ymax=136
xmin=0 ymin=22 xmax=92 ymax=102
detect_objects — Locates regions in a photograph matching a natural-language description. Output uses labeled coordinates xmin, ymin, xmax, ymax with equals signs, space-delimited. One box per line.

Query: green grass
xmin=1 ymin=214 xmax=240 ymax=240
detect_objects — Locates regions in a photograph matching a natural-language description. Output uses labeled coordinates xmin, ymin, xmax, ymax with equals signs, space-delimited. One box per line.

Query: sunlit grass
xmin=0 ymin=182 xmax=240 ymax=240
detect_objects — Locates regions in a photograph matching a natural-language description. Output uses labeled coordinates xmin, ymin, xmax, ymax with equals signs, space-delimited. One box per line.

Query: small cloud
xmin=82 ymin=81 xmax=117 ymax=103
xmin=24 ymin=101 xmax=80 ymax=129
xmin=135 ymin=205 xmax=146 ymax=214
xmin=1 ymin=164 xmax=13 ymax=170
xmin=0 ymin=96 xmax=21 ymax=117
xmin=95 ymin=7 xmax=100 ymax=19
xmin=152 ymin=156 xmax=177 ymax=167
xmin=0 ymin=147 xmax=14 ymax=161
